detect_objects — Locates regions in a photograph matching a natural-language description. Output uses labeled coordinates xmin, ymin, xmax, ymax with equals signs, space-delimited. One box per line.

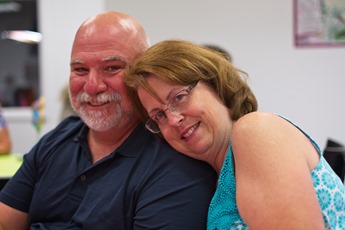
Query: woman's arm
xmin=232 ymin=112 xmax=324 ymax=230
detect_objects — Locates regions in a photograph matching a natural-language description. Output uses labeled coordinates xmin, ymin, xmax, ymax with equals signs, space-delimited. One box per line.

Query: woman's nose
xmin=166 ymin=111 xmax=184 ymax=127
xmin=84 ymin=70 xmax=107 ymax=95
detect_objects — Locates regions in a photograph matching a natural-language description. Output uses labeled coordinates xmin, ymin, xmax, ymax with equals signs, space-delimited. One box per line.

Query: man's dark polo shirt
xmin=0 ymin=117 xmax=216 ymax=229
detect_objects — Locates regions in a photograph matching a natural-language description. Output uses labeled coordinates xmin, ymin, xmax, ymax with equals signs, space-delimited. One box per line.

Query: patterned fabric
xmin=207 ymin=119 xmax=345 ymax=230
xmin=312 ymin=158 xmax=345 ymax=229
xmin=207 ymin=145 xmax=248 ymax=230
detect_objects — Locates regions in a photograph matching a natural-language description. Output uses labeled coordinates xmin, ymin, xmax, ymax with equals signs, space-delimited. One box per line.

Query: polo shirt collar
xmin=117 ymin=123 xmax=156 ymax=158
xmin=73 ymin=122 xmax=157 ymax=158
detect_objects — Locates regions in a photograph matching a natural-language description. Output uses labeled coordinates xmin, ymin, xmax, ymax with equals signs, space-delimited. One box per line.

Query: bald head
xmin=72 ymin=11 xmax=150 ymax=62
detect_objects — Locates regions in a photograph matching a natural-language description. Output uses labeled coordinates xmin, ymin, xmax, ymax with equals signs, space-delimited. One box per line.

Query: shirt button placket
xmin=80 ymin=174 xmax=87 ymax=181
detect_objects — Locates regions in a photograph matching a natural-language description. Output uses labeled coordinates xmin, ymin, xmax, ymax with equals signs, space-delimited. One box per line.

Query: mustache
xmin=76 ymin=92 xmax=121 ymax=104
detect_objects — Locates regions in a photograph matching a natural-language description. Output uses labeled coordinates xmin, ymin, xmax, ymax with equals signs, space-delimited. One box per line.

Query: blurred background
xmin=1 ymin=0 xmax=344 ymax=154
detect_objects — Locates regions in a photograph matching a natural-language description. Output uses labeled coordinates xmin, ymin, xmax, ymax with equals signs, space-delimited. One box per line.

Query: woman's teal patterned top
xmin=207 ymin=119 xmax=345 ymax=230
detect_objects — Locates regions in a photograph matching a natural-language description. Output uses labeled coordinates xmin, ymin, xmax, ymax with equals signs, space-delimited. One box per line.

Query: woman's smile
xmin=181 ymin=121 xmax=200 ymax=140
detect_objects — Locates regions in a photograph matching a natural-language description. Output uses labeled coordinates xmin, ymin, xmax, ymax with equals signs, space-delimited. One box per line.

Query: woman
xmin=125 ymin=40 xmax=345 ymax=229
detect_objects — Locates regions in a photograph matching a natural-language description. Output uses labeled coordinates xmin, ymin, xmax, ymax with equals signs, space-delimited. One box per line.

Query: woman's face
xmin=137 ymin=75 xmax=232 ymax=163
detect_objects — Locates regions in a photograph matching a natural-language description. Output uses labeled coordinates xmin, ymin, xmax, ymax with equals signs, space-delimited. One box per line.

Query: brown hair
xmin=125 ymin=40 xmax=258 ymax=123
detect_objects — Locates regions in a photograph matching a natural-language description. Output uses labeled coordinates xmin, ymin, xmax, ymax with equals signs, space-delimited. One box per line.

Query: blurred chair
xmin=323 ymin=138 xmax=345 ymax=182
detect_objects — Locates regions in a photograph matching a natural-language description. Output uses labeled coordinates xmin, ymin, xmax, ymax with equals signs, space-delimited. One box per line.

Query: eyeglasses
xmin=145 ymin=82 xmax=198 ymax=133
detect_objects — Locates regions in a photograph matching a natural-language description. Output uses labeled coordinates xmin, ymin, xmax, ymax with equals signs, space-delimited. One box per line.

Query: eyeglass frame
xmin=145 ymin=81 xmax=198 ymax=133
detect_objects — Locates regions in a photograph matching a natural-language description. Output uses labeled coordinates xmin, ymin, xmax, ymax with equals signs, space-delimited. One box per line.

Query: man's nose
xmin=84 ymin=70 xmax=107 ymax=95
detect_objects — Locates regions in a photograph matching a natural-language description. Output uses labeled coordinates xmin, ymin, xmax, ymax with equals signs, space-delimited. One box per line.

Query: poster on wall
xmin=294 ymin=0 xmax=345 ymax=47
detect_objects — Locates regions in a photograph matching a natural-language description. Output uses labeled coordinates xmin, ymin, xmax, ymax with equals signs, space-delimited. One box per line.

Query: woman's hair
xmin=125 ymin=39 xmax=258 ymax=123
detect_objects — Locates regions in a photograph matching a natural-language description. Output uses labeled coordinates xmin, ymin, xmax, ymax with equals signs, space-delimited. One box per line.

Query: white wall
xmin=3 ymin=0 xmax=105 ymax=154
xmin=106 ymin=0 xmax=345 ymax=150
xmin=3 ymin=0 xmax=345 ymax=154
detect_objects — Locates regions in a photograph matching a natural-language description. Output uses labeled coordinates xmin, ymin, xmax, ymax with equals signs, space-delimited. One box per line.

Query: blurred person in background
xmin=203 ymin=43 xmax=232 ymax=63
xmin=0 ymin=104 xmax=11 ymax=154
xmin=60 ymin=84 xmax=77 ymax=120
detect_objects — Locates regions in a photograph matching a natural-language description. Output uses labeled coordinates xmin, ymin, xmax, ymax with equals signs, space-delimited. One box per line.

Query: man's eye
xmin=154 ymin=111 xmax=166 ymax=121
xmin=73 ymin=67 xmax=88 ymax=75
xmin=105 ymin=66 xmax=122 ymax=72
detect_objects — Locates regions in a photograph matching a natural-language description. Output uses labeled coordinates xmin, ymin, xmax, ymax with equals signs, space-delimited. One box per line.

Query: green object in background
xmin=0 ymin=154 xmax=23 ymax=178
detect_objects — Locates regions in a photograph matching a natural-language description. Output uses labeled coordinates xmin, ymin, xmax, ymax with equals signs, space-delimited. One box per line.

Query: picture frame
xmin=293 ymin=0 xmax=345 ymax=47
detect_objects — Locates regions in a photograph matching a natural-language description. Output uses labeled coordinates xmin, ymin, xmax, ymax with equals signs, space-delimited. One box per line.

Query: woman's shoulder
xmin=232 ymin=112 xmax=282 ymax=137
xmin=231 ymin=111 xmax=305 ymax=158
xmin=232 ymin=111 xmax=318 ymax=166
xmin=236 ymin=111 xmax=280 ymax=122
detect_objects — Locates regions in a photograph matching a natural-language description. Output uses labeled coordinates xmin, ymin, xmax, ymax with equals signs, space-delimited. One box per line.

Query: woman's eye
xmin=154 ymin=111 xmax=166 ymax=121
xmin=174 ymin=92 xmax=188 ymax=103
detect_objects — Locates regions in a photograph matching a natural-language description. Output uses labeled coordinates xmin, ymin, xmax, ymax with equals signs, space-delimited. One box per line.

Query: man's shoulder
xmin=47 ymin=116 xmax=84 ymax=137
xmin=33 ymin=116 xmax=83 ymax=151
xmin=21 ymin=116 xmax=84 ymax=169
xmin=130 ymin=129 xmax=215 ymax=176
xmin=122 ymin=125 xmax=181 ymax=158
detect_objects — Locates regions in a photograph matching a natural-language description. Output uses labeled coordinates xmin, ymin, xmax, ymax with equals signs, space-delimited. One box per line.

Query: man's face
xmin=69 ymin=23 xmax=139 ymax=131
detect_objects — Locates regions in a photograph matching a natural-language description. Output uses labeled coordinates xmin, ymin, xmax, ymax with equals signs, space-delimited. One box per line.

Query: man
xmin=0 ymin=12 xmax=216 ymax=229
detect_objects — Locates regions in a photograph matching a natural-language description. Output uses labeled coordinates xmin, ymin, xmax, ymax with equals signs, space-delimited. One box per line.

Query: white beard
xmin=72 ymin=92 xmax=135 ymax=131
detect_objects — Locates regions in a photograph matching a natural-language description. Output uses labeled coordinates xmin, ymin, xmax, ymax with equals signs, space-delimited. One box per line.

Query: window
xmin=0 ymin=0 xmax=40 ymax=107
